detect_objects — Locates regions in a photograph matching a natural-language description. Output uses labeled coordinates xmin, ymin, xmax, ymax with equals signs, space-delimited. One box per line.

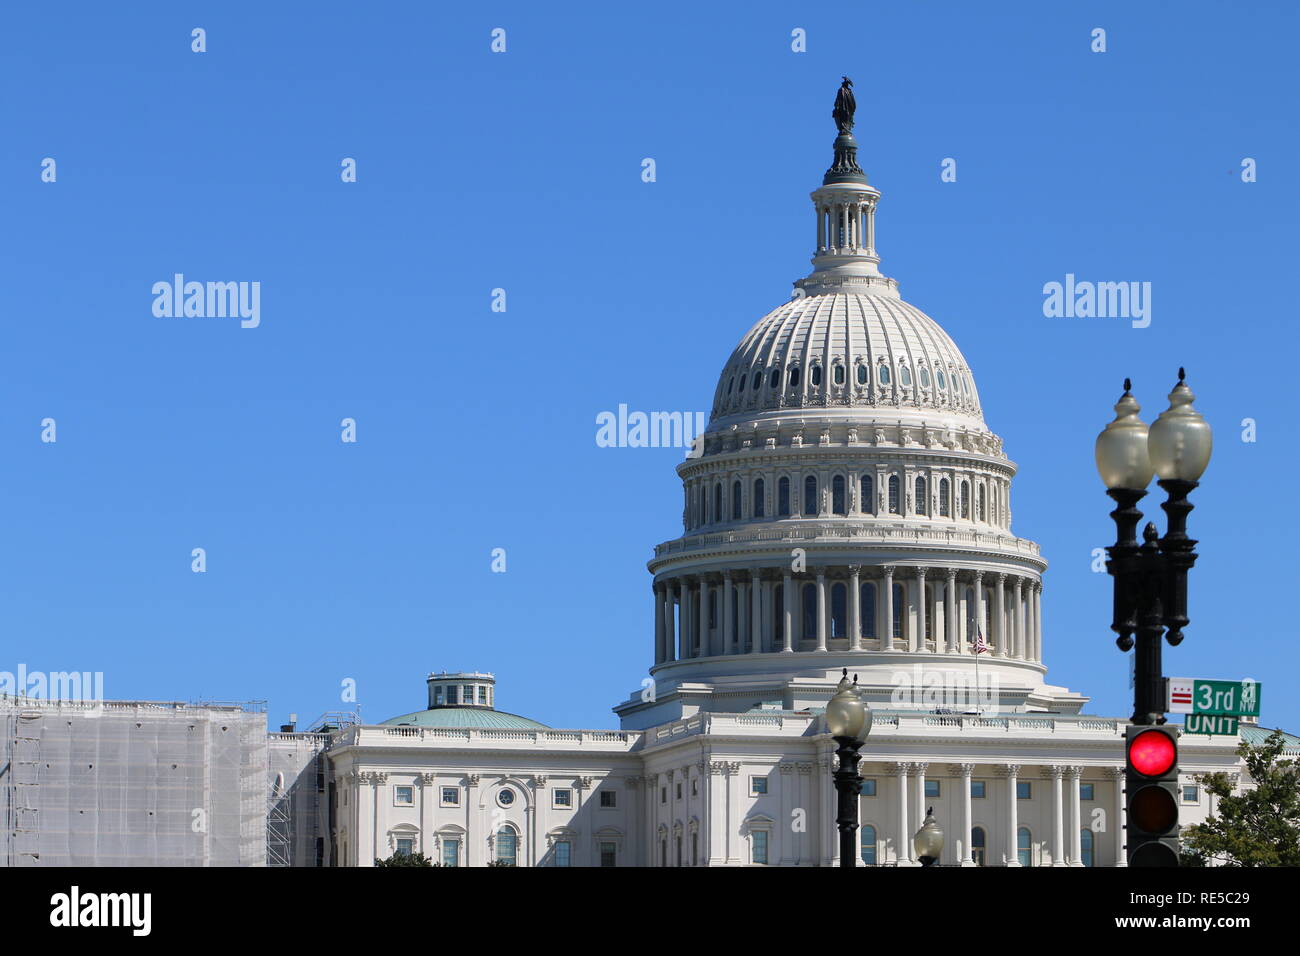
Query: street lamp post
xmin=1095 ymin=370 xmax=1212 ymax=725
xmin=913 ymin=807 xmax=944 ymax=867
xmin=826 ymin=668 xmax=872 ymax=867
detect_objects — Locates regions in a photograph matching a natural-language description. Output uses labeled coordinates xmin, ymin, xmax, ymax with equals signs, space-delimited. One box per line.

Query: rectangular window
xmin=861 ymin=778 xmax=877 ymax=797
xmin=462 ymin=685 xmax=473 ymax=705
xmin=446 ymin=685 xmax=458 ymax=705
xmin=1080 ymin=783 xmax=1095 ymax=801
xmin=394 ymin=786 xmax=414 ymax=806
xmin=599 ymin=791 xmax=616 ymax=808
xmin=477 ymin=686 xmax=487 ymax=704
xmin=553 ymin=788 xmax=573 ymax=808
xmin=440 ymin=787 xmax=459 ymax=807
xmin=924 ymin=780 xmax=940 ymax=798
xmin=554 ymin=841 xmax=571 ymax=867
xmin=1017 ymin=782 xmax=1032 ymax=800
xmin=396 ymin=838 xmax=414 ymax=856
xmin=971 ymin=781 xmax=986 ymax=798
xmin=676 ymin=782 xmax=682 ymax=800
xmin=752 ymin=830 xmax=769 ymax=865
xmin=660 ymin=787 xmax=667 ymax=804
xmin=1183 ymin=785 xmax=1200 ymax=803
xmin=433 ymin=687 xmax=443 ymax=705
xmin=751 ymin=777 xmax=768 ymax=795
xmin=441 ymin=840 xmax=460 ymax=868
xmin=600 ymin=842 xmax=617 ymax=868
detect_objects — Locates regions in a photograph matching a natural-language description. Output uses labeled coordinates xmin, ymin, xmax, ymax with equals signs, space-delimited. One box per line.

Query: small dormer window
xmin=739 ymin=374 xmax=747 ymax=393
xmin=919 ymin=367 xmax=931 ymax=387
xmin=899 ymin=365 xmax=912 ymax=387
xmin=727 ymin=376 xmax=735 ymax=394
xmin=937 ymin=369 xmax=947 ymax=389
xmin=752 ymin=371 xmax=763 ymax=391
xmin=856 ymin=364 xmax=868 ymax=385
xmin=789 ymin=367 xmax=800 ymax=387
xmin=878 ymin=365 xmax=891 ymax=385
xmin=833 ymin=364 xmax=845 ymax=385
xmin=769 ymin=368 xmax=780 ymax=388
xmin=811 ymin=365 xmax=822 ymax=387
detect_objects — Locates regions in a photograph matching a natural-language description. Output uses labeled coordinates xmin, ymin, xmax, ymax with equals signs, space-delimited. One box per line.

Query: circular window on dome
xmin=878 ymin=364 xmax=891 ymax=385
xmin=919 ymin=367 xmax=931 ymax=387
xmin=811 ymin=365 xmax=823 ymax=387
xmin=833 ymin=364 xmax=845 ymax=385
xmin=899 ymin=365 xmax=912 ymax=387
xmin=497 ymin=788 xmax=516 ymax=808
xmin=856 ymin=364 xmax=868 ymax=386
xmin=937 ymin=369 xmax=947 ymax=390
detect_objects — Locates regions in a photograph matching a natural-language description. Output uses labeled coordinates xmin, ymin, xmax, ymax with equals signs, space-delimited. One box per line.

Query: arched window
xmin=919 ymin=367 xmax=931 ymax=388
xmin=833 ymin=364 xmax=845 ymax=385
xmin=888 ymin=475 xmax=900 ymax=514
xmin=977 ymin=484 xmax=985 ymax=522
xmin=732 ymin=480 xmax=742 ymax=521
xmin=878 ymin=364 xmax=891 ymax=385
xmin=831 ymin=583 xmax=846 ymax=638
xmin=811 ymin=365 xmax=823 ymax=387
xmin=860 ymin=474 xmax=874 ymax=515
xmin=801 ymin=583 xmax=817 ymax=642
xmin=860 ymin=582 xmax=876 ymax=639
xmin=892 ymin=582 xmax=905 ymax=640
xmin=899 ymin=365 xmax=912 ymax=387
xmin=860 ymin=824 xmax=878 ymax=866
xmin=939 ymin=478 xmax=950 ymax=517
xmin=769 ymin=368 xmax=780 ymax=389
xmin=752 ymin=371 xmax=763 ymax=392
xmin=856 ymin=364 xmax=868 ymax=385
xmin=1017 ymin=827 xmax=1033 ymax=867
xmin=789 ymin=367 xmax=800 ymax=388
xmin=804 ymin=475 xmax=818 ymax=516
xmin=960 ymin=481 xmax=970 ymax=519
xmin=714 ymin=483 xmax=723 ymax=523
xmin=738 ymin=373 xmax=747 ymax=393
xmin=937 ymin=369 xmax=947 ymax=390
xmin=778 ymin=477 xmax=791 ymax=516
xmin=727 ymin=376 xmax=735 ymax=395
xmin=971 ymin=826 xmax=986 ymax=867
xmin=497 ymin=826 xmax=518 ymax=866
xmin=1080 ymin=828 xmax=1094 ymax=867
xmin=832 ymin=475 xmax=846 ymax=515
xmin=915 ymin=475 xmax=928 ymax=515
xmin=753 ymin=478 xmax=765 ymax=518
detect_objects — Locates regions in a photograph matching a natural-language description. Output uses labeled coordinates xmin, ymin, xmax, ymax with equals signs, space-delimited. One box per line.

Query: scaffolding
xmin=0 ymin=696 xmax=268 ymax=867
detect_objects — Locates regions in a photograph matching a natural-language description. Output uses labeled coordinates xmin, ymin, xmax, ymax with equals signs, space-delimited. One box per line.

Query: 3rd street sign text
xmin=1167 ymin=678 xmax=1261 ymax=717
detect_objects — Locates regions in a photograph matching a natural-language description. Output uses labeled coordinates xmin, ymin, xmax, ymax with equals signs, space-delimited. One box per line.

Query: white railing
xmin=653 ymin=525 xmax=1041 ymax=559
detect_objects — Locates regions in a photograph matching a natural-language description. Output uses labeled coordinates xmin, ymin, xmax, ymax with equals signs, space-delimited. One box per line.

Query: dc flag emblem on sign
xmin=1168 ymin=678 xmax=1194 ymax=714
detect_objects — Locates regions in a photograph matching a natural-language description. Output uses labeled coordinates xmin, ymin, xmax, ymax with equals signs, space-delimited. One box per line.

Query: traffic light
xmin=1124 ymin=724 xmax=1181 ymax=866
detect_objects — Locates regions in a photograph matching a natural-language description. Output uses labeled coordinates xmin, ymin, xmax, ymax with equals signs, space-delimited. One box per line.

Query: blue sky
xmin=2 ymin=1 xmax=1296 ymax=733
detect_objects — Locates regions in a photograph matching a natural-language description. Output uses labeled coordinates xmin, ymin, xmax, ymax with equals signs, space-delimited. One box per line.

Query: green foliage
xmin=1181 ymin=730 xmax=1300 ymax=867
xmin=486 ymin=859 xmax=515 ymax=866
xmin=374 ymin=851 xmax=436 ymax=867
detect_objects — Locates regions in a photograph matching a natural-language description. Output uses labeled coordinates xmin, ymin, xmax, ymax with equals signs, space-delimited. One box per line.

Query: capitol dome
xmin=711 ymin=292 xmax=984 ymax=429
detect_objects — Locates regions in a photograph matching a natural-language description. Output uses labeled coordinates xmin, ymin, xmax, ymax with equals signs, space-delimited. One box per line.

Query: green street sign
xmin=1167 ymin=677 xmax=1261 ymax=717
xmin=1184 ymin=713 xmax=1239 ymax=736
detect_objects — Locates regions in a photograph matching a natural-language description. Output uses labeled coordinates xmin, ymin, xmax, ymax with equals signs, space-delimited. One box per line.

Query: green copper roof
xmin=381 ymin=707 xmax=549 ymax=730
xmin=1240 ymin=725 xmax=1300 ymax=750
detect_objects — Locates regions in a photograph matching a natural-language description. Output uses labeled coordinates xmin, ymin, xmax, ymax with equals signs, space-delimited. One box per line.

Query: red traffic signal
xmin=1128 ymin=728 xmax=1176 ymax=777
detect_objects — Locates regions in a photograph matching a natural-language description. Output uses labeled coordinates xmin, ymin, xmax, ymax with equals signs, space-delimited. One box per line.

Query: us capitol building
xmin=289 ymin=83 xmax=1269 ymax=868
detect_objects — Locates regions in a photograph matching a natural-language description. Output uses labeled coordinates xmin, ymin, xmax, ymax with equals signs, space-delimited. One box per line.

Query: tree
xmin=375 ymin=851 xmax=435 ymax=867
xmin=1181 ymin=730 xmax=1300 ymax=867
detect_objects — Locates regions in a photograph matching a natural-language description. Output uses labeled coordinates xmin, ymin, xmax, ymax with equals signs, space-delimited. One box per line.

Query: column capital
xmin=1041 ymin=765 xmax=1066 ymax=780
xmin=915 ymin=566 xmax=928 ymax=580
xmin=1034 ymin=580 xmax=1043 ymax=594
xmin=911 ymin=761 xmax=929 ymax=775
xmin=1064 ymin=766 xmax=1083 ymax=780
xmin=996 ymin=764 xmax=1021 ymax=777
xmin=995 ymin=572 xmax=1008 ymax=585
xmin=945 ymin=567 xmax=958 ymax=582
xmin=950 ymin=763 xmax=976 ymax=777
xmin=1103 ymin=766 xmax=1125 ymax=779
xmin=889 ymin=762 xmax=910 ymax=777
xmin=882 ymin=564 xmax=896 ymax=577
xmin=749 ymin=568 xmax=760 ymax=582
xmin=848 ymin=564 xmax=862 ymax=575
xmin=972 ymin=569 xmax=984 ymax=584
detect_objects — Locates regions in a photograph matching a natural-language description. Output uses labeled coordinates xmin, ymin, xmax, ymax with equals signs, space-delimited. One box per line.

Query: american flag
xmin=973 ymin=629 xmax=989 ymax=655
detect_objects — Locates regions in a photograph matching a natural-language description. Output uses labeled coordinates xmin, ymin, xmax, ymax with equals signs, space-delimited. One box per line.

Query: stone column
xmin=914 ymin=567 xmax=928 ymax=652
xmin=722 ymin=573 xmax=734 ymax=655
xmin=954 ymin=763 xmax=975 ymax=865
xmin=1002 ymin=765 xmax=1021 ymax=866
xmin=912 ymin=762 xmax=928 ymax=851
xmin=848 ymin=566 xmax=862 ymax=650
xmin=750 ymin=570 xmax=762 ymax=654
xmin=891 ymin=763 xmax=911 ymax=865
xmin=357 ymin=773 xmax=375 ymax=866
xmin=653 ymin=583 xmax=665 ymax=664
xmin=945 ymin=569 xmax=958 ymax=653
xmin=1046 ymin=765 xmax=1065 ymax=866
xmin=993 ymin=573 xmax=1007 ymax=658
xmin=676 ymin=581 xmax=688 ymax=659
xmin=972 ymin=571 xmax=984 ymax=651
xmin=1033 ymin=582 xmax=1043 ymax=662
xmin=1107 ymin=767 xmax=1126 ymax=866
xmin=1013 ymin=577 xmax=1025 ymax=659
xmin=696 ymin=577 xmax=708 ymax=658
xmin=815 ymin=568 xmax=827 ymax=652
xmin=781 ymin=573 xmax=793 ymax=653
xmin=1068 ymin=767 xmax=1084 ymax=866
xmin=419 ymin=773 xmax=435 ymax=857
xmin=882 ymin=566 xmax=896 ymax=650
